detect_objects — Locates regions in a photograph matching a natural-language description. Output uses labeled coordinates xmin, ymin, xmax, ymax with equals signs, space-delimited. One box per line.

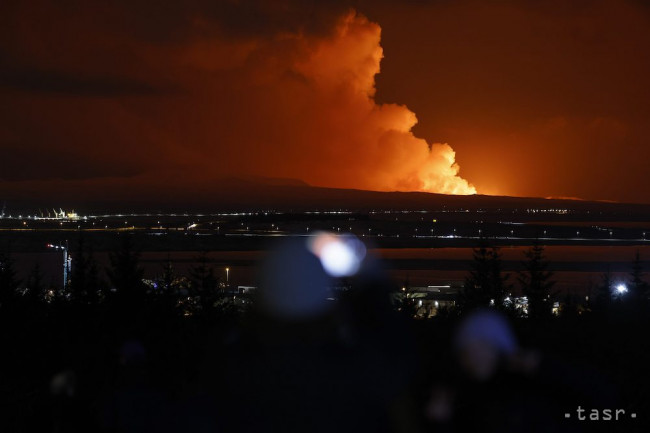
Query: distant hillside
xmin=4 ymin=176 xmax=650 ymax=216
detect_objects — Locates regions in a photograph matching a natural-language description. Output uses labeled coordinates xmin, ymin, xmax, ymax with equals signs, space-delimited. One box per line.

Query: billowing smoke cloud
xmin=166 ymin=12 xmax=476 ymax=194
xmin=0 ymin=2 xmax=475 ymax=197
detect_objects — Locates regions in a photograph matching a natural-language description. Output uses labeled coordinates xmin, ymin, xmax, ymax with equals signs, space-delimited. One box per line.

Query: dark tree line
xmin=2 ymin=232 xmax=649 ymax=322
xmin=518 ymin=239 xmax=556 ymax=319
xmin=461 ymin=237 xmax=555 ymax=318
xmin=0 ymin=250 xmax=20 ymax=306
xmin=68 ymin=232 xmax=103 ymax=304
xmin=461 ymin=239 xmax=511 ymax=311
xmin=0 ymin=233 xmax=234 ymax=320
xmin=591 ymin=250 xmax=650 ymax=316
xmin=461 ymin=237 xmax=650 ymax=320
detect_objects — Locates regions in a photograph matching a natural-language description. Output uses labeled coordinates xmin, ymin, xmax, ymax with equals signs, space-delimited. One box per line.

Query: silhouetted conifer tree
xmin=0 ymin=251 xmax=20 ymax=307
xmin=594 ymin=267 xmax=614 ymax=314
xmin=152 ymin=255 xmax=179 ymax=311
xmin=462 ymin=238 xmax=511 ymax=311
xmin=160 ymin=257 xmax=176 ymax=292
xmin=85 ymin=244 xmax=102 ymax=304
xmin=629 ymin=250 xmax=648 ymax=304
xmin=189 ymin=251 xmax=219 ymax=312
xmin=67 ymin=232 xmax=103 ymax=304
xmin=25 ymin=262 xmax=44 ymax=302
xmin=518 ymin=239 xmax=555 ymax=319
xmin=106 ymin=234 xmax=145 ymax=306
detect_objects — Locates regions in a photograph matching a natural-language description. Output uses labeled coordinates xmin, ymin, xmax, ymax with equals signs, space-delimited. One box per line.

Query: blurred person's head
xmin=425 ymin=385 xmax=455 ymax=424
xmin=119 ymin=339 xmax=146 ymax=366
xmin=259 ymin=237 xmax=333 ymax=321
xmin=50 ymin=369 xmax=77 ymax=397
xmin=454 ymin=310 xmax=517 ymax=381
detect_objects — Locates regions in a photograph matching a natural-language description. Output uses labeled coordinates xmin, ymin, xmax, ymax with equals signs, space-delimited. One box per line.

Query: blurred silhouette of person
xmin=47 ymin=369 xmax=85 ymax=432
xmin=454 ymin=309 xmax=518 ymax=383
xmin=101 ymin=339 xmax=172 ymax=433
xmin=423 ymin=384 xmax=455 ymax=433
xmin=197 ymin=235 xmax=419 ymax=433
xmin=341 ymin=248 xmax=422 ymax=433
xmin=424 ymin=310 xmax=617 ymax=433
xmin=422 ymin=310 xmax=552 ymax=432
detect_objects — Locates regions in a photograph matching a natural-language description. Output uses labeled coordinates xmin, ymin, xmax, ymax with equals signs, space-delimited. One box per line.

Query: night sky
xmin=2 ymin=0 xmax=649 ymax=203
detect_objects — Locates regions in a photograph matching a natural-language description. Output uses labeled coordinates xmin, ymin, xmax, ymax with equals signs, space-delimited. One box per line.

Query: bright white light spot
xmin=616 ymin=284 xmax=628 ymax=294
xmin=308 ymin=232 xmax=366 ymax=277
xmin=320 ymin=240 xmax=358 ymax=277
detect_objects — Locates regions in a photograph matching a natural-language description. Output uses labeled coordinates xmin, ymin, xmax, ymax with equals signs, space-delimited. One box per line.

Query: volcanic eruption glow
xmin=0 ymin=5 xmax=477 ymax=197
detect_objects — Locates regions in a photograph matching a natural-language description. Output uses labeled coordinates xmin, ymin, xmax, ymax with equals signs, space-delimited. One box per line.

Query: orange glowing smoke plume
xmin=285 ymin=13 xmax=477 ymax=195
xmin=180 ymin=12 xmax=476 ymax=195
xmin=0 ymin=5 xmax=477 ymax=198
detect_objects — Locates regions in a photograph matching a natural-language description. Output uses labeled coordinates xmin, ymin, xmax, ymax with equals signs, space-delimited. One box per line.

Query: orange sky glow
xmin=2 ymin=1 xmax=650 ymax=203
